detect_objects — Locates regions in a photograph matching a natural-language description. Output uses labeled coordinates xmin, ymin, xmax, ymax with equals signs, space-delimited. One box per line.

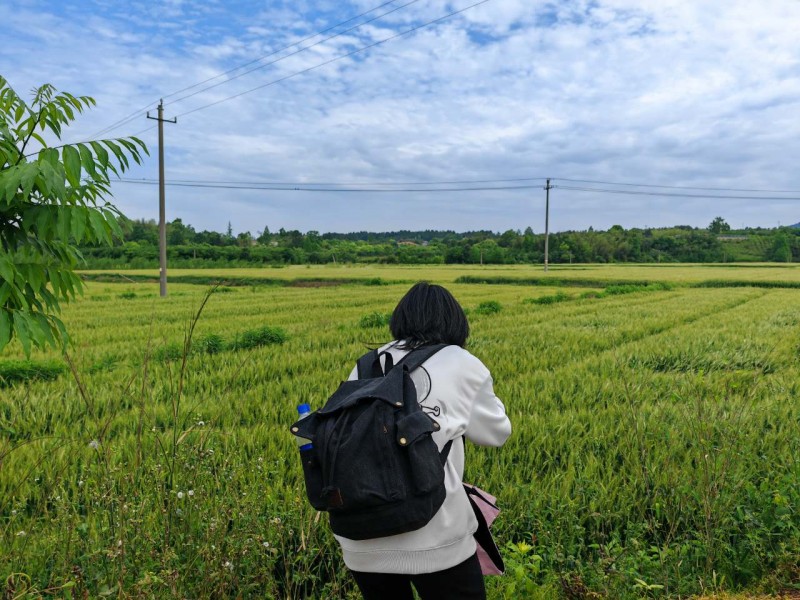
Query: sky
xmin=2 ymin=0 xmax=800 ymax=235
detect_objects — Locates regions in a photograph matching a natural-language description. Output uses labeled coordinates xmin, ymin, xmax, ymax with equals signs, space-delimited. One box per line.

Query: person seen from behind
xmin=339 ymin=282 xmax=512 ymax=600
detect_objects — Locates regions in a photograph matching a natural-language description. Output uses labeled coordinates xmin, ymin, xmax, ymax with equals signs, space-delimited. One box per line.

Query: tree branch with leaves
xmin=0 ymin=76 xmax=148 ymax=355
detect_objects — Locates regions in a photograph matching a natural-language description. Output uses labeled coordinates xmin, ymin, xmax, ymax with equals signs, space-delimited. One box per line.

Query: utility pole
xmin=147 ymin=100 xmax=177 ymax=297
xmin=544 ymin=178 xmax=552 ymax=272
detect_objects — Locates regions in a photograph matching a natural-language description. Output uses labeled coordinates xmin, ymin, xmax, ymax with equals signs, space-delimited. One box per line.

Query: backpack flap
xmin=396 ymin=410 xmax=439 ymax=446
xmin=317 ymin=366 xmax=405 ymax=415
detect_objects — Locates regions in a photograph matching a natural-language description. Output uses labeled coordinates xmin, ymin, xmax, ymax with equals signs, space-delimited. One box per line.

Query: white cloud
xmin=2 ymin=0 xmax=800 ymax=233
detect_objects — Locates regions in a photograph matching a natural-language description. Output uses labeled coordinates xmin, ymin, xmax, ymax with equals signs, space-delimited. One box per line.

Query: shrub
xmin=525 ymin=292 xmax=571 ymax=305
xmin=0 ymin=360 xmax=66 ymax=387
xmin=579 ymin=291 xmax=604 ymax=299
xmin=359 ymin=312 xmax=392 ymax=328
xmin=229 ymin=326 xmax=287 ymax=351
xmin=154 ymin=342 xmax=184 ymax=362
xmin=195 ymin=333 xmax=225 ymax=355
xmin=474 ymin=300 xmax=502 ymax=315
xmin=88 ymin=354 xmax=120 ymax=374
xmin=604 ymin=282 xmax=673 ymax=295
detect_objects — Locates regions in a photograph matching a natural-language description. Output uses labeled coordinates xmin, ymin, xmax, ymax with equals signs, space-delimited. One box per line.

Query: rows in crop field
xmin=467 ymin=288 xmax=764 ymax=375
xmin=468 ymin=288 xmax=800 ymax=591
xmin=2 ymin=278 xmax=800 ymax=598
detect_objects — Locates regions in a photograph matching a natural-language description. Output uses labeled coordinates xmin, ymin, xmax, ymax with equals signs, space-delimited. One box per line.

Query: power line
xmin=116 ymin=179 xmax=540 ymax=192
xmin=113 ymin=179 xmax=800 ymax=200
xmin=163 ymin=0 xmax=424 ymax=109
xmin=175 ymin=0 xmax=492 ymax=119
xmin=162 ymin=0 xmax=404 ymax=101
xmin=118 ymin=175 xmax=800 ymax=196
xmin=114 ymin=179 xmax=800 ymax=200
xmin=87 ymin=0 xmax=416 ymax=139
xmin=555 ymin=177 xmax=800 ymax=194
xmin=120 ymin=176 xmax=549 ymax=186
xmin=556 ymin=185 xmax=800 ymax=201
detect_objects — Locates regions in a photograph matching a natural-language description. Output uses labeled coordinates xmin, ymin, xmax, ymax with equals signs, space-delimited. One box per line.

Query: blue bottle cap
xmin=297 ymin=403 xmax=311 ymax=415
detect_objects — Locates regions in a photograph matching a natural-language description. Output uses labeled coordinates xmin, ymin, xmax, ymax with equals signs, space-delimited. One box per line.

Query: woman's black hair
xmin=389 ymin=282 xmax=469 ymax=349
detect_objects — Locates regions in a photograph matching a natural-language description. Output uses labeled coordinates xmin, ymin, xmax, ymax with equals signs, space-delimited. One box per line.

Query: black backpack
xmin=290 ymin=344 xmax=453 ymax=540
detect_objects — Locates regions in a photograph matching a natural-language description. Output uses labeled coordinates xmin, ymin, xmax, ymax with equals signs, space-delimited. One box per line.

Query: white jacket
xmin=334 ymin=342 xmax=512 ymax=574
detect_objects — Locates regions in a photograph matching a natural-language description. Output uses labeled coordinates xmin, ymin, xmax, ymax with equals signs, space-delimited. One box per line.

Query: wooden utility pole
xmin=544 ymin=178 xmax=552 ymax=272
xmin=147 ymin=100 xmax=177 ymax=297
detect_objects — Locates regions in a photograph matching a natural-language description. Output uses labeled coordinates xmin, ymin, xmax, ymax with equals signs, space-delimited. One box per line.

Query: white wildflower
xmin=89 ymin=440 xmax=100 ymax=450
xmin=177 ymin=491 xmax=184 ymax=499
xmin=16 ymin=530 xmax=26 ymax=537
xmin=187 ymin=490 xmax=194 ymax=497
xmin=262 ymin=541 xmax=270 ymax=548
xmin=197 ymin=421 xmax=205 ymax=426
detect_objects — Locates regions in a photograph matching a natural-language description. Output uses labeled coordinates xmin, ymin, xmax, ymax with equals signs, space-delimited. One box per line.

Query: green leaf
xmin=19 ymin=162 xmax=38 ymax=201
xmin=13 ymin=311 xmax=32 ymax=357
xmin=71 ymin=207 xmax=87 ymax=242
xmin=33 ymin=312 xmax=56 ymax=348
xmin=57 ymin=206 xmax=72 ymax=241
xmin=0 ymin=164 xmax=23 ymax=204
xmin=104 ymin=140 xmax=129 ymax=171
xmin=87 ymin=208 xmax=110 ymax=243
xmin=62 ymin=145 xmax=81 ymax=187
xmin=78 ymin=143 xmax=98 ymax=180
xmin=0 ymin=309 xmax=11 ymax=351
xmin=33 ymin=205 xmax=54 ymax=239
xmin=0 ymin=255 xmax=14 ymax=283
xmin=29 ymin=131 xmax=47 ymax=147
xmin=26 ymin=263 xmax=44 ymax=293
xmin=0 ymin=281 xmax=11 ymax=305
xmin=90 ymin=141 xmax=109 ymax=169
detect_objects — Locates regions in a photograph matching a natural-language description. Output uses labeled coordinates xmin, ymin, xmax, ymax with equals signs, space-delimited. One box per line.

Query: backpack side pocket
xmin=299 ymin=447 xmax=326 ymax=511
xmin=397 ymin=411 xmax=443 ymax=495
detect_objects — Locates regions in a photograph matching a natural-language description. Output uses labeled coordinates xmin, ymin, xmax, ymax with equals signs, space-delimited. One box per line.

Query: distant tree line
xmin=78 ymin=216 xmax=800 ymax=268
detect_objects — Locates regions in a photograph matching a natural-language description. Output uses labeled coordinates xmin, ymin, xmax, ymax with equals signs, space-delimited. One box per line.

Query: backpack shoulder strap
xmin=356 ymin=349 xmax=382 ymax=379
xmin=439 ymin=438 xmax=454 ymax=465
xmin=397 ymin=343 xmax=448 ymax=372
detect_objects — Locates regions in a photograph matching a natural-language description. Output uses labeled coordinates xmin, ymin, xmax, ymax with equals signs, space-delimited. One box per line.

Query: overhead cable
xmin=555 ymin=177 xmax=800 ymax=194
xmin=118 ymin=176 xmax=800 ymax=196
xmin=115 ymin=179 xmax=800 ymax=199
xmin=88 ymin=0 xmax=418 ymax=139
xmin=116 ymin=179 xmax=539 ymax=192
xmin=175 ymin=0 xmax=492 ymax=119
xmin=556 ymin=185 xmax=800 ymax=201
xmin=164 ymin=0 xmax=424 ymax=108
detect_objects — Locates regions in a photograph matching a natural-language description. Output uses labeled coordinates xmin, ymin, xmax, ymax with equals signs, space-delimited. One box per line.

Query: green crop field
xmin=1 ymin=265 xmax=799 ymax=599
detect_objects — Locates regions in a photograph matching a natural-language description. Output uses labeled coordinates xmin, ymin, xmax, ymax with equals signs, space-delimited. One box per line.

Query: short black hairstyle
xmin=389 ymin=282 xmax=469 ymax=349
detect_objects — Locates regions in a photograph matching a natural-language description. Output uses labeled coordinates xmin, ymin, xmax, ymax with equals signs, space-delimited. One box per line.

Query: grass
xmin=2 ymin=265 xmax=799 ymax=598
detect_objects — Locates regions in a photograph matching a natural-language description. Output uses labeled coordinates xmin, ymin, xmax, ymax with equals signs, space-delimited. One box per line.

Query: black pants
xmin=351 ymin=553 xmax=486 ymax=600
